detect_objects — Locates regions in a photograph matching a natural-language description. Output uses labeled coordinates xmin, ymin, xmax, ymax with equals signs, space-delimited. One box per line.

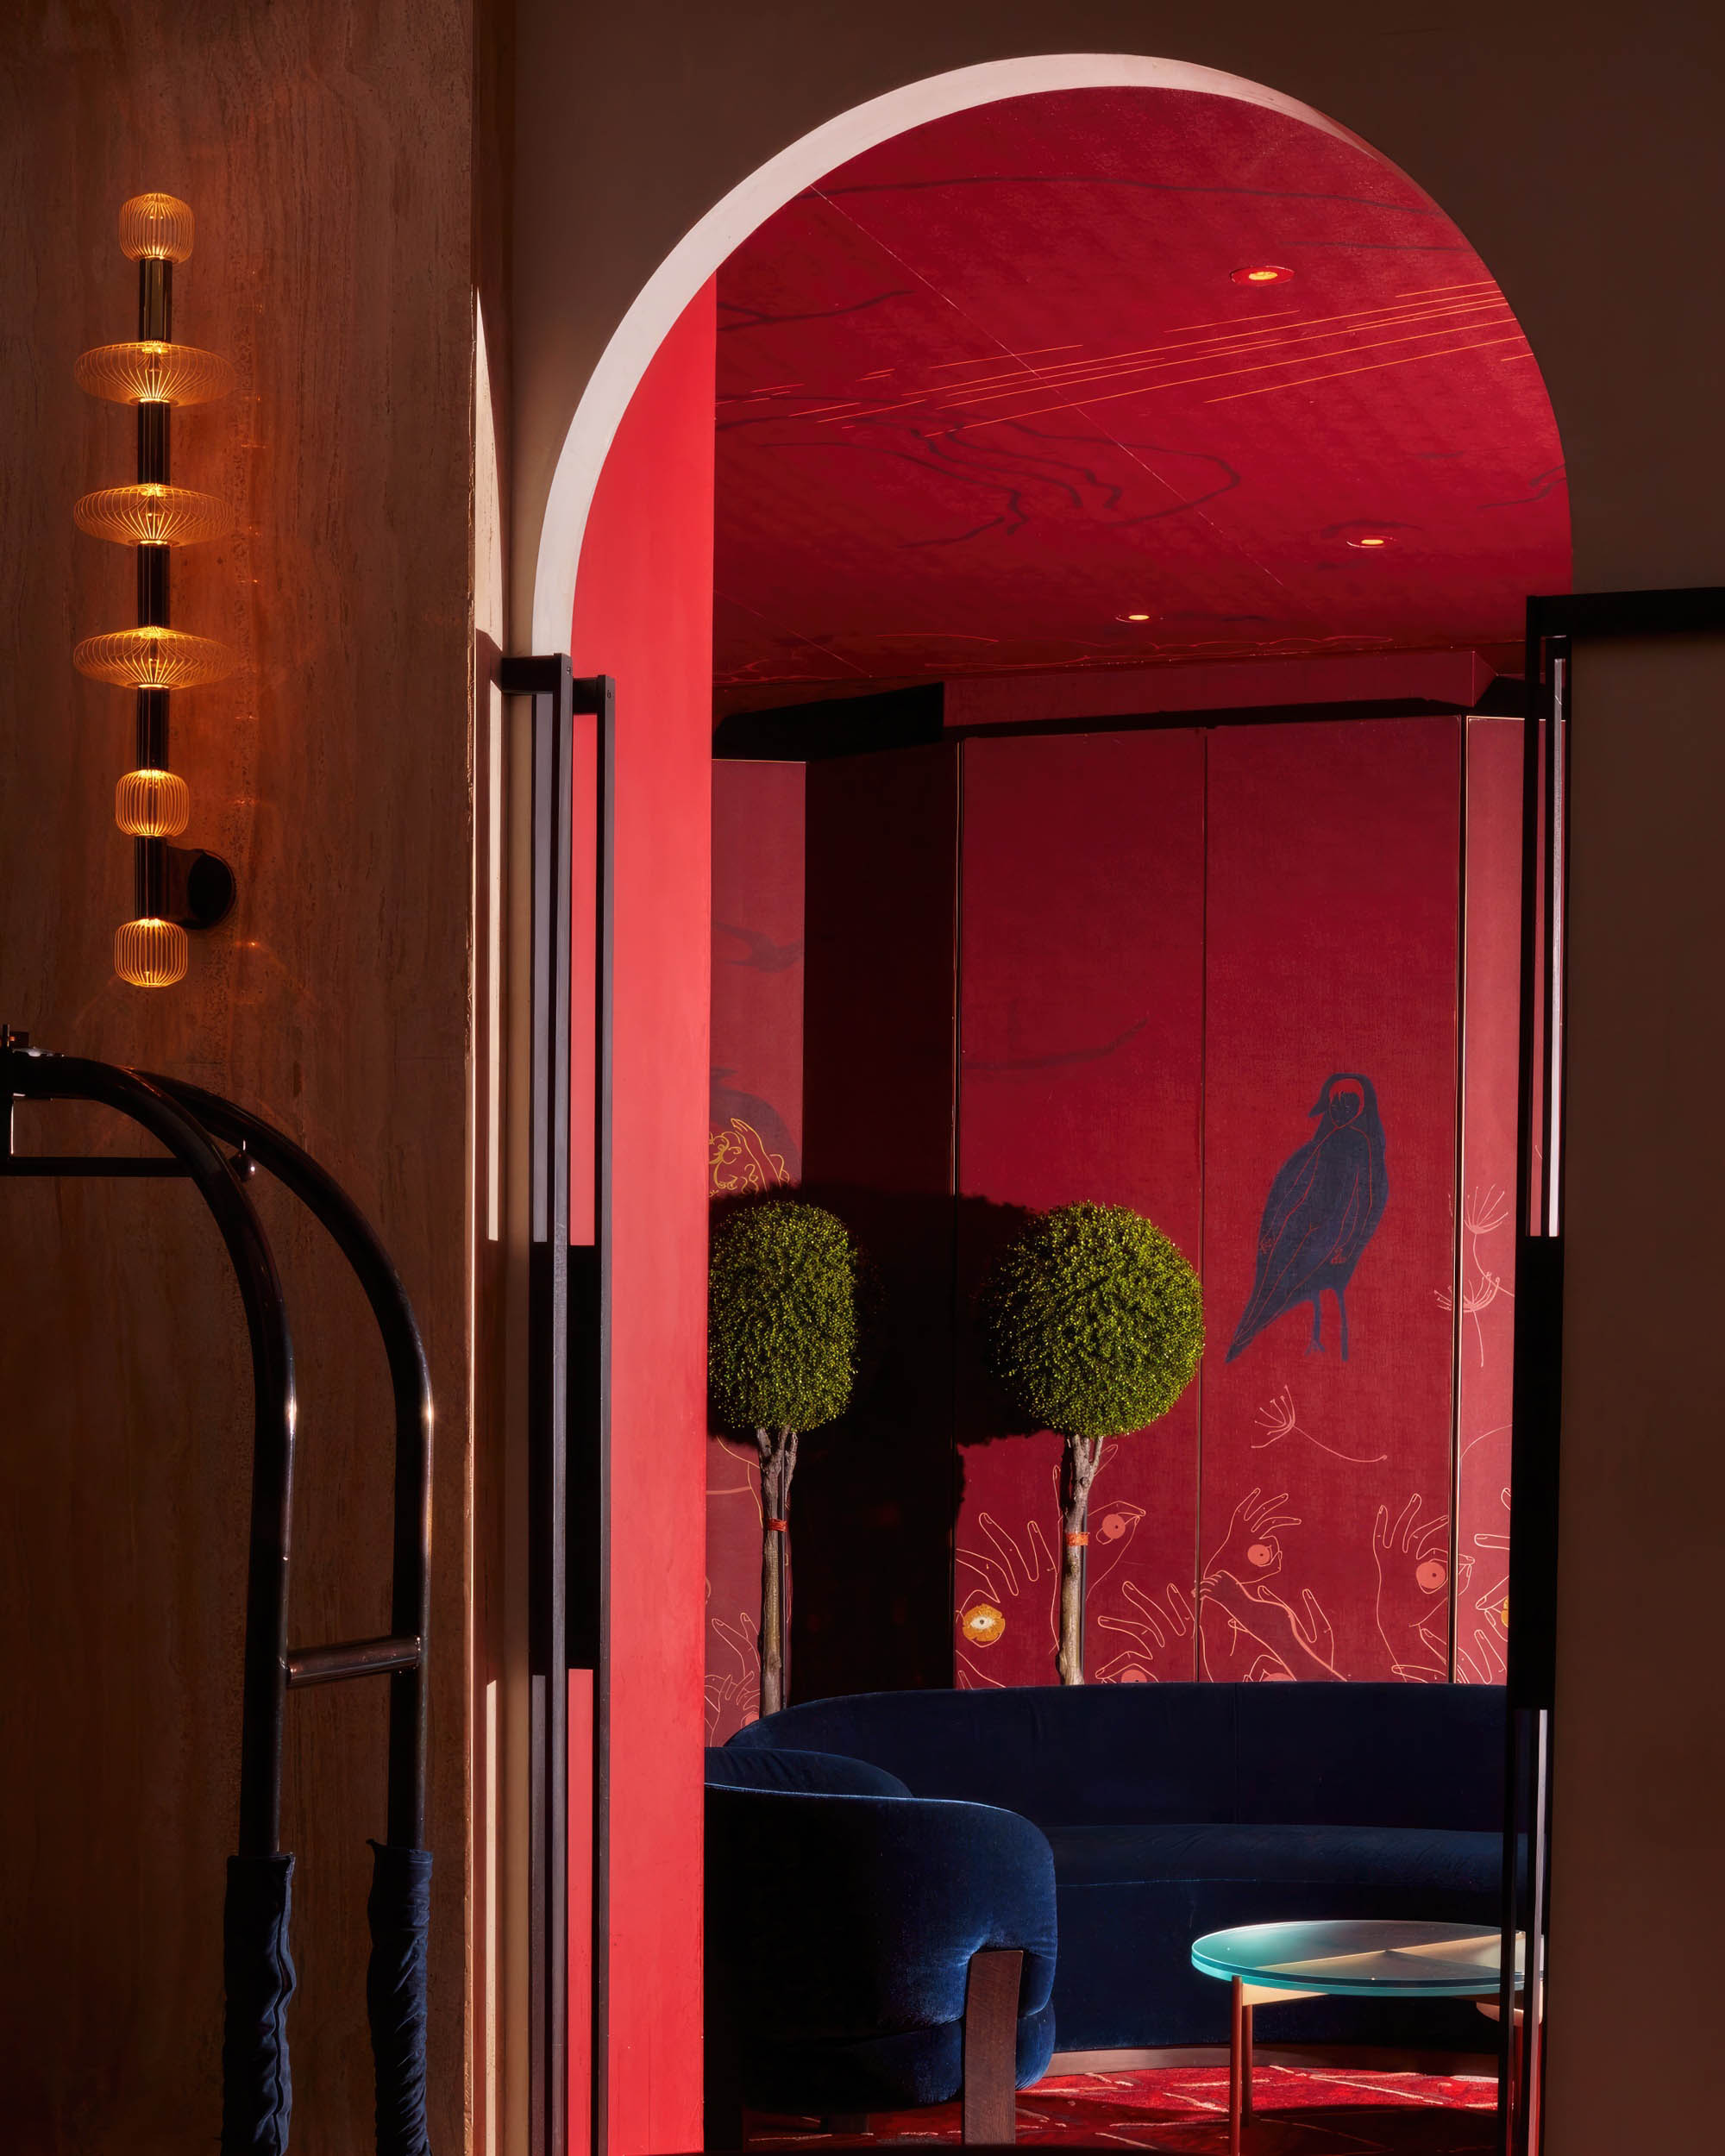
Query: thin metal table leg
xmin=1230 ymin=1977 xmax=1245 ymax=2156
xmin=1242 ymin=1999 xmax=1254 ymax=2123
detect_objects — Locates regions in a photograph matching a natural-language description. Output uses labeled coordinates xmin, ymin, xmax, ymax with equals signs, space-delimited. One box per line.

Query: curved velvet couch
xmin=704 ymin=1743 xmax=1057 ymax=2134
xmin=725 ymin=1683 xmax=1506 ymax=2056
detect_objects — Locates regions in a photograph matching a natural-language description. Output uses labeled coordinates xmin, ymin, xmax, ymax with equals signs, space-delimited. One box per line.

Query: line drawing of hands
xmin=1197 ymin=1573 xmax=1294 ymax=1681
xmin=1201 ymin=1567 xmax=1344 ymax=1680
xmin=956 ymin=1646 xmax=1007 ymax=1690
xmin=956 ymin=1509 xmax=1056 ymax=1605
xmin=705 ymin=1608 xmax=761 ymax=1735
xmin=1094 ymin=1580 xmax=1195 ymax=1681
xmin=1472 ymin=1484 xmax=1512 ymax=1555
xmin=1204 ymin=1486 xmax=1301 ymax=1589
xmin=1372 ymin=1494 xmax=1452 ymax=1679
xmin=1455 ymin=1621 xmax=1506 ymax=1685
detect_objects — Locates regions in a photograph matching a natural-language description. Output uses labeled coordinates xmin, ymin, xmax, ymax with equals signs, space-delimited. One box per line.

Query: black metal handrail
xmin=3 ymin=1030 xmax=433 ymax=2154
xmin=149 ymin=1070 xmax=433 ymax=1851
xmin=3 ymin=1040 xmax=299 ymax=1854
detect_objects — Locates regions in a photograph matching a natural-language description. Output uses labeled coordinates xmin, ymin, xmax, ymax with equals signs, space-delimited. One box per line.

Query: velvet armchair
xmin=703 ymin=1746 xmax=1057 ymax=2145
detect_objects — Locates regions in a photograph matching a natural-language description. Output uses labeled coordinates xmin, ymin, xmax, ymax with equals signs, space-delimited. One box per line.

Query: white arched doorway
xmin=529 ymin=52 xmax=1400 ymax=649
xmin=516 ymin=50 xmax=1569 ymax=2156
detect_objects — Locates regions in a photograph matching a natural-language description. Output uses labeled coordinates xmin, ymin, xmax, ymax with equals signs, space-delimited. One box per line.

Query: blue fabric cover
xmin=705 ymin=1781 xmax=1057 ymax=2110
xmin=367 ymin=1841 xmax=433 ymax=2156
xmin=728 ymin=1683 xmax=1503 ymax=1829
xmin=703 ymin=1745 xmax=910 ymax=1798
xmin=727 ymin=1683 xmax=1506 ymax=2054
xmin=221 ymin=1852 xmax=296 ymax=2156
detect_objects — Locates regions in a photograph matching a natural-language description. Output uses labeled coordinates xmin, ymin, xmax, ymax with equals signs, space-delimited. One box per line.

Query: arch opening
xmin=533 ymin=50 xmax=1489 ymax=649
xmin=567 ymin=57 xmax=1569 ymax=2145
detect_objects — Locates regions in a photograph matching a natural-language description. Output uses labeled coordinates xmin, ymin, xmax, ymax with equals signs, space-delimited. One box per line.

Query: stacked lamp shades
xmin=73 ymin=191 xmax=237 ymax=988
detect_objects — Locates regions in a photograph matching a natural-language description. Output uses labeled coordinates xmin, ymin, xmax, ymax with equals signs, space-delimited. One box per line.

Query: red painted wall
xmin=1453 ymin=718 xmax=1521 ymax=1684
xmin=956 ymin=730 xmax=1207 ymax=1687
xmin=707 ymin=760 xmax=806 ymax=1742
xmin=570 ymin=281 xmax=715 ymax=2156
xmin=711 ymin=713 xmax=1515 ymax=1704
xmin=1200 ymin=719 xmax=1462 ymax=1682
xmin=951 ymin=721 xmax=1465 ymax=1687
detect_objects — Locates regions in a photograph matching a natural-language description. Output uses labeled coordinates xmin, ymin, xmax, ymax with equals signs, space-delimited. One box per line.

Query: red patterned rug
xmin=748 ymin=2064 xmax=1498 ymax=2152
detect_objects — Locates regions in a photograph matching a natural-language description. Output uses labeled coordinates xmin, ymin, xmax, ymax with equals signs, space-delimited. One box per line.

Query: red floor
xmin=749 ymin=2064 xmax=1499 ymax=2152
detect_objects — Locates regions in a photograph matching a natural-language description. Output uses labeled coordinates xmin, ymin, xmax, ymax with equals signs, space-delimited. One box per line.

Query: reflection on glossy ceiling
xmin=713 ymin=88 xmax=1569 ymax=708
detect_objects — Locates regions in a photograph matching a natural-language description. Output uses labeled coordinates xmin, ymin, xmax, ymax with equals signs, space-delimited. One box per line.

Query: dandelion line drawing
xmin=1252 ymin=1385 xmax=1388 ymax=1464
xmin=1436 ymin=1184 xmax=1515 ymax=1366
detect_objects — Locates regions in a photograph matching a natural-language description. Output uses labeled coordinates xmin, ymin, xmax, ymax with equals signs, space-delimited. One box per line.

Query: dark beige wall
xmin=1551 ymin=633 xmax=1725 ymax=2152
xmin=0 ymin=4 xmax=477 ymax=2150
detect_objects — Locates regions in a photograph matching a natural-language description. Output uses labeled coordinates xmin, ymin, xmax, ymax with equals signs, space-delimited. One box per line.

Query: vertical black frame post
xmin=574 ymin=674 xmax=615 ymax=2156
xmin=1502 ymin=586 xmax=1725 ymax=2156
xmin=504 ymin=653 xmax=575 ymax=2156
xmin=503 ymin=659 xmax=615 ymax=2156
xmin=1502 ymin=613 xmax=1565 ymax=2156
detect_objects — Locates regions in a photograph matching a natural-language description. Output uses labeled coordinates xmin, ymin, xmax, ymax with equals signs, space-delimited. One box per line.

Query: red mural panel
xmin=707 ymin=760 xmax=806 ymax=1742
xmin=1454 ymin=718 xmax=1521 ymax=1684
xmin=570 ymin=283 xmax=715 ymax=2156
xmin=955 ymin=730 xmax=1207 ymax=1689
xmin=1199 ymin=719 xmax=1461 ymax=1683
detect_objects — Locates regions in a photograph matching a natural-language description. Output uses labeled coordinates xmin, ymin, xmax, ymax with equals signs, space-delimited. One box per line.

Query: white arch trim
xmin=531 ymin=51 xmax=1380 ymax=650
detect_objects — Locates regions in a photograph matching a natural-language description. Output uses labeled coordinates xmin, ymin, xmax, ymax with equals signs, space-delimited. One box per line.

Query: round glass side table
xmin=1191 ymin=1919 xmax=1523 ymax=2155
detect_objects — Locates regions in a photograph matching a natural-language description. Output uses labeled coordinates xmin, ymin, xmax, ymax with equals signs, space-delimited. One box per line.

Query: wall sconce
xmin=74 ymin=191 xmax=237 ymax=988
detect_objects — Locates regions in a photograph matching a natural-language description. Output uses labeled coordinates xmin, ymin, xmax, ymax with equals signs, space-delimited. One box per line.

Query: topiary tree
xmin=979 ymin=1200 xmax=1204 ymax=1685
xmin=709 ymin=1199 xmax=866 ymax=1717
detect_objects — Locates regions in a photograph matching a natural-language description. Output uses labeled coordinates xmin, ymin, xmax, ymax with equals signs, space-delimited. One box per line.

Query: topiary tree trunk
xmin=1057 ymin=1433 xmax=1102 ymax=1685
xmin=979 ymin=1201 xmax=1204 ymax=1687
xmin=755 ymin=1424 xmax=799 ymax=1716
xmin=709 ymin=1200 xmax=866 ymax=1723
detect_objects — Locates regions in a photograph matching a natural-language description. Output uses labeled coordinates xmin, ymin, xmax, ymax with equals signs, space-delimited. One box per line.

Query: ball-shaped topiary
xmin=979 ymin=1200 xmax=1203 ymax=1683
xmin=709 ymin=1199 xmax=860 ymax=1436
xmin=980 ymin=1200 xmax=1204 ymax=1438
xmin=708 ymin=1198 xmax=866 ymax=1716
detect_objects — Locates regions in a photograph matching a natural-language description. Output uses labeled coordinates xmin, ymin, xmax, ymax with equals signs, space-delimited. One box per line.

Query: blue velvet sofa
xmin=703 ymin=1742 xmax=1057 ymax=2138
xmin=725 ymin=1683 xmax=1506 ymax=2057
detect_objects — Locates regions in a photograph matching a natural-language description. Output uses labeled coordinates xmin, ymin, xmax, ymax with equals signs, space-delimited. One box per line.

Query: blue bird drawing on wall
xmin=1227 ymin=1074 xmax=1388 ymax=1363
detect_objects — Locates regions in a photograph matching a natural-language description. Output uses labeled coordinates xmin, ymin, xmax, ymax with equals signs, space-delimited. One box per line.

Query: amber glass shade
xmin=74 ymin=625 xmax=238 ymax=691
xmin=73 ymin=341 xmax=235 ymax=406
xmin=119 ymin=193 xmax=195 ymax=261
xmin=115 ymin=917 xmax=189 ymax=988
xmin=116 ymin=768 xmax=191 ymax=837
xmin=74 ymin=483 xmax=232 ymax=548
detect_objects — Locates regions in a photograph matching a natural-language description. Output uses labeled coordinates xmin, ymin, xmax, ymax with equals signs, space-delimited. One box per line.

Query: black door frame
xmin=1502 ymin=586 xmax=1725 ymax=2154
xmin=502 ymin=656 xmax=616 ymax=2156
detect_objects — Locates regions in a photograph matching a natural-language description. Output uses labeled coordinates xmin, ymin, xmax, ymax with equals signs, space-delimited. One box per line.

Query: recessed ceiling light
xmin=1346 ymin=534 xmax=1395 ymax=549
xmin=1233 ymin=264 xmax=1292 ymax=285
xmin=1117 ymin=611 xmax=1153 ymax=622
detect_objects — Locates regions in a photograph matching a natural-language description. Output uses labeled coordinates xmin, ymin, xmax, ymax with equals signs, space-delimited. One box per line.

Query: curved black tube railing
xmin=3 ymin=1037 xmax=433 ymax=2155
xmin=4 ymin=1046 xmax=299 ymax=1851
xmin=149 ymin=1073 xmax=433 ymax=1852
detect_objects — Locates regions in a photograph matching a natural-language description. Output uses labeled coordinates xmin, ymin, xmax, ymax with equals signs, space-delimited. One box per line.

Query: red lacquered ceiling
xmin=714 ymin=87 xmax=1570 ymax=703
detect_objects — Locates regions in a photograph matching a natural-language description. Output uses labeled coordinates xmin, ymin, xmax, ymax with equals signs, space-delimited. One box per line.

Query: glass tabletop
xmin=1191 ymin=1920 xmax=1524 ymax=1996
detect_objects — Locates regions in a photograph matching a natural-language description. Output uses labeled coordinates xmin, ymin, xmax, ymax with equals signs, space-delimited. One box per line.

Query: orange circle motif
xmin=1416 ymin=1558 xmax=1448 ymax=1593
xmin=961 ymin=1603 xmax=1006 ymax=1646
